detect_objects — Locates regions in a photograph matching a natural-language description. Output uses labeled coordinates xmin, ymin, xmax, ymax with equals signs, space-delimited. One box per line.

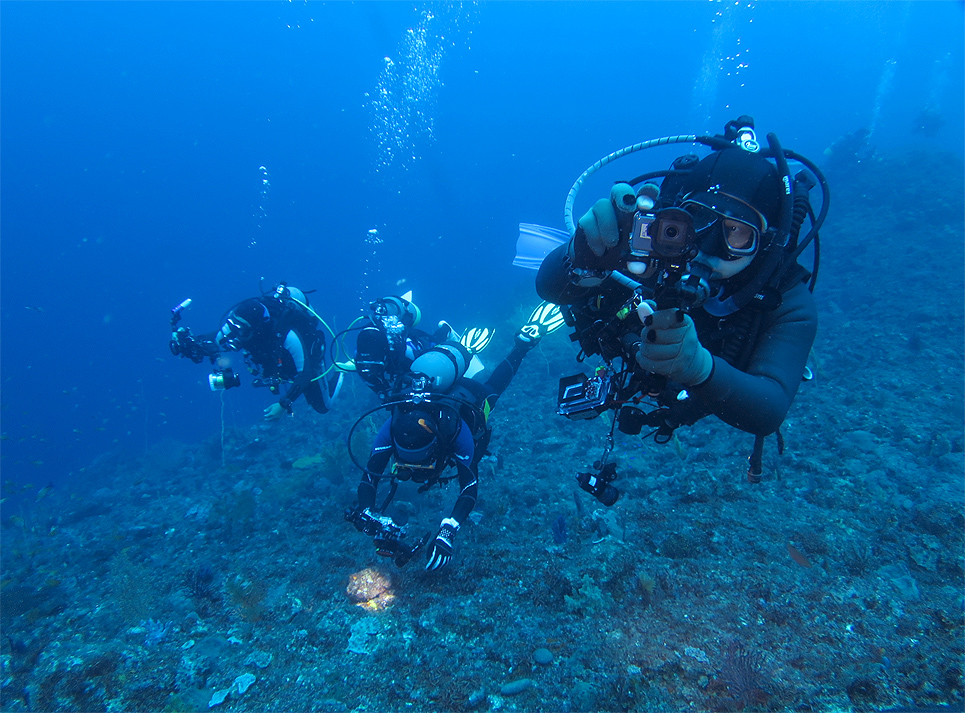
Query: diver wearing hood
xmin=346 ymin=302 xmax=564 ymax=570
xmin=536 ymin=117 xmax=826 ymax=486
xmin=354 ymin=293 xmax=453 ymax=397
xmin=169 ymin=282 xmax=343 ymax=420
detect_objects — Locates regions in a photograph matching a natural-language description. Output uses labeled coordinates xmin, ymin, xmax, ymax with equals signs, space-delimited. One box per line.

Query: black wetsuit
xmin=355 ymin=323 xmax=445 ymax=395
xmin=536 ymin=245 xmax=817 ymax=437
xmin=357 ymin=342 xmax=530 ymax=522
xmin=235 ymin=300 xmax=335 ymax=413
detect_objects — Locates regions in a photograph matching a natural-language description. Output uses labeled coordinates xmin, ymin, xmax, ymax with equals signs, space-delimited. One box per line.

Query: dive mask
xmin=218 ymin=316 xmax=251 ymax=350
xmin=682 ymin=189 xmax=767 ymax=260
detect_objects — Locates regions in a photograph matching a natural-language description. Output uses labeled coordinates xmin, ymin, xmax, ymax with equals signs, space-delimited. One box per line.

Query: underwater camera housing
xmin=345 ymin=507 xmax=431 ymax=567
xmin=374 ymin=529 xmax=431 ymax=567
xmin=208 ymin=367 xmax=241 ymax=391
xmin=630 ymin=207 xmax=695 ymax=262
xmin=557 ymin=371 xmax=613 ymax=420
xmin=629 ymin=207 xmax=711 ymax=312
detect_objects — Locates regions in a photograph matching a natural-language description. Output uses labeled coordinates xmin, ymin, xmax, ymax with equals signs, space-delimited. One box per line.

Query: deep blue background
xmin=2 ymin=1 xmax=962 ymax=491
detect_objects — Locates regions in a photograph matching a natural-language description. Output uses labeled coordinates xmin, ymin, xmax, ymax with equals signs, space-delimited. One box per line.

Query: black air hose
xmin=787 ymin=172 xmax=815 ymax=251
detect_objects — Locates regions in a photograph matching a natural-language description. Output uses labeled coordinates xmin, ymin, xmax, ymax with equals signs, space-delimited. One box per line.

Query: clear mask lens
xmin=684 ymin=203 xmax=721 ymax=234
xmin=721 ymin=218 xmax=759 ymax=256
xmin=683 ymin=199 xmax=762 ymax=259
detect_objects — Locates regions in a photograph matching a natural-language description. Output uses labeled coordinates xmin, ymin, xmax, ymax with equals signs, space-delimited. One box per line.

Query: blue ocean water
xmin=1 ymin=2 xmax=963 ymax=711
xmin=1 ymin=1 xmax=961 ymax=490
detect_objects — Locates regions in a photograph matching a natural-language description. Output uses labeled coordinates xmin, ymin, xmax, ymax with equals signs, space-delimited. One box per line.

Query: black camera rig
xmin=169 ymin=299 xmax=219 ymax=364
xmin=168 ymin=298 xmax=243 ymax=392
xmin=345 ymin=506 xmax=431 ymax=567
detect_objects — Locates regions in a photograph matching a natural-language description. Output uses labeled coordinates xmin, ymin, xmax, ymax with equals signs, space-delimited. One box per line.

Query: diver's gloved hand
xmin=572 ymin=183 xmax=637 ymax=268
xmin=635 ymin=309 xmax=714 ymax=386
xmin=425 ymin=518 xmax=459 ymax=571
xmin=263 ymin=402 xmax=289 ymax=421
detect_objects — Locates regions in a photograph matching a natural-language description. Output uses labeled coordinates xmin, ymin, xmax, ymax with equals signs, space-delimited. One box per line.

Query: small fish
xmin=36 ymin=483 xmax=53 ymax=502
xmin=8 ymin=516 xmax=25 ymax=528
xmin=787 ymin=542 xmax=813 ymax=568
xmin=24 ymin=306 xmax=45 ymax=313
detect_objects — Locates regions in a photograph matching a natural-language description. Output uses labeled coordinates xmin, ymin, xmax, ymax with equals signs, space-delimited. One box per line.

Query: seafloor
xmin=2 ymin=150 xmax=963 ymax=713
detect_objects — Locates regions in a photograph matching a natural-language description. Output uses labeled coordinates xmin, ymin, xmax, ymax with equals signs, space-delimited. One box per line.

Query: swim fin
xmin=460 ymin=326 xmax=495 ymax=355
xmin=516 ymin=301 xmax=565 ymax=344
xmin=513 ymin=223 xmax=571 ymax=270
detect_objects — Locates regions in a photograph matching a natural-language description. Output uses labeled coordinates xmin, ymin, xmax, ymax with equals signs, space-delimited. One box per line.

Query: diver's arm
xmin=448 ymin=459 xmax=478 ymax=524
xmin=691 ymin=281 xmax=817 ymax=435
xmin=447 ymin=422 xmax=478 ymax=523
xmin=279 ymin=330 xmax=311 ymax=408
xmin=358 ymin=420 xmax=394 ymax=510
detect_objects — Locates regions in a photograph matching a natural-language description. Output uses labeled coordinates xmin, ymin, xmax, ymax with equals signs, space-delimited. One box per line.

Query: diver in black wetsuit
xmin=353 ymin=294 xmax=455 ymax=398
xmin=169 ymin=283 xmax=343 ymax=420
xmin=536 ymin=117 xmax=828 ymax=494
xmin=346 ymin=303 xmax=563 ymax=570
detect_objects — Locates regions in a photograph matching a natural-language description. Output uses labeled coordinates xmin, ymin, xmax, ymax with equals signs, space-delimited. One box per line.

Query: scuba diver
xmin=354 ymin=292 xmax=456 ymax=396
xmin=528 ymin=116 xmax=828 ymax=502
xmin=823 ymin=127 xmax=876 ymax=172
xmin=345 ymin=301 xmax=564 ymax=570
xmin=350 ymin=290 xmax=496 ymax=398
xmin=169 ymin=282 xmax=343 ymax=420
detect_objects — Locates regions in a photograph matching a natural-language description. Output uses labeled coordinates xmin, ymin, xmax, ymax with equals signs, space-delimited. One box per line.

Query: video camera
xmin=626 ymin=204 xmax=712 ymax=312
xmin=170 ymin=299 xmax=211 ymax=363
xmin=558 ymin=201 xmax=715 ymax=504
xmin=345 ymin=507 xmax=431 ymax=567
xmin=557 ymin=197 xmax=716 ymax=424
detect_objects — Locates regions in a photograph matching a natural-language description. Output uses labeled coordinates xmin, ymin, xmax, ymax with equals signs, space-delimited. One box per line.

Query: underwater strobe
xmin=576 ymin=461 xmax=620 ymax=507
xmin=208 ymin=368 xmax=241 ymax=391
